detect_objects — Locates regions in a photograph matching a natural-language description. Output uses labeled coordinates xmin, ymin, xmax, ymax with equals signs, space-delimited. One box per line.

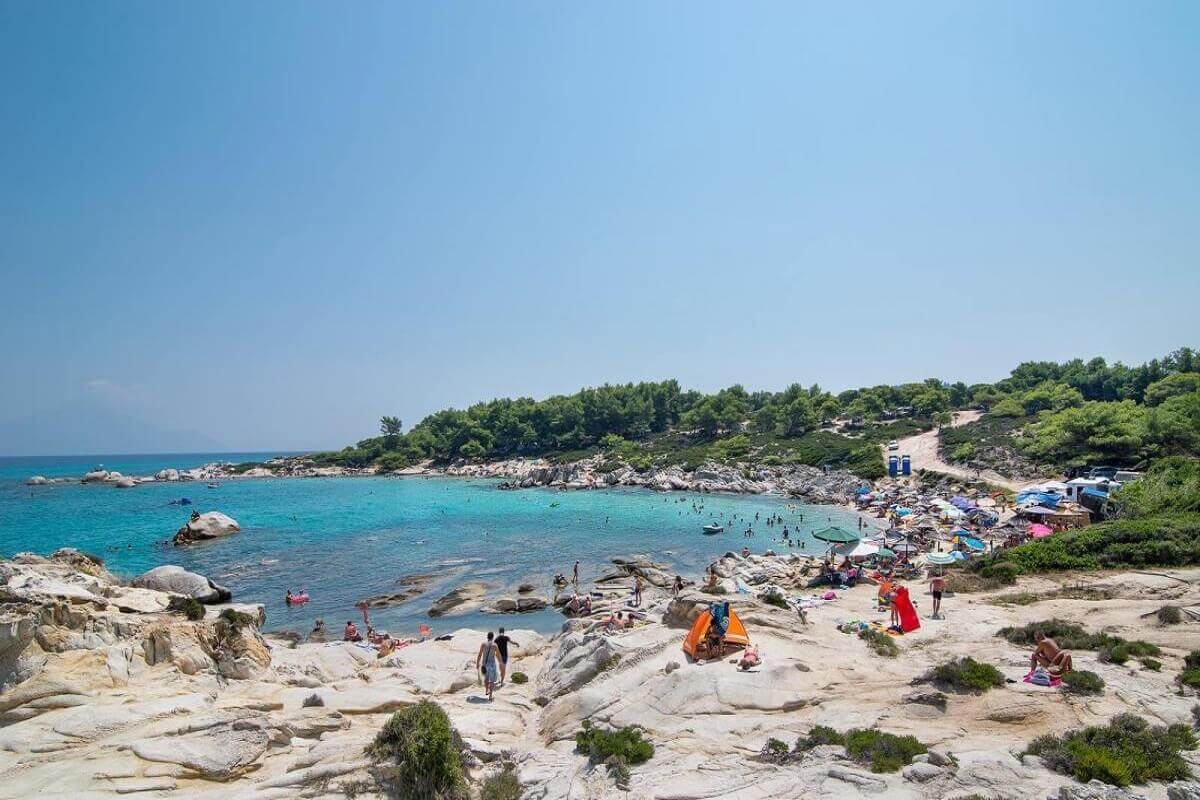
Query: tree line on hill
xmin=313 ymin=347 xmax=1199 ymax=474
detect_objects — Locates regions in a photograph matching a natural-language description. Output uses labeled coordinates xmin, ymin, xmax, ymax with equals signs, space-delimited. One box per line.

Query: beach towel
xmin=1024 ymin=669 xmax=1062 ymax=688
xmin=892 ymin=586 xmax=920 ymax=633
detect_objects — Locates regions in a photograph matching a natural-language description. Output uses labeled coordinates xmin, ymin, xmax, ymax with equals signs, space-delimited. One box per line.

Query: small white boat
xmin=702 ymin=524 xmax=724 ymax=535
xmin=207 ymin=482 xmax=220 ymax=489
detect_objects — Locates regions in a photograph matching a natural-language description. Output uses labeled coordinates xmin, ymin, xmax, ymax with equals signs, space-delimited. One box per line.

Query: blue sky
xmin=1 ymin=2 xmax=1197 ymax=454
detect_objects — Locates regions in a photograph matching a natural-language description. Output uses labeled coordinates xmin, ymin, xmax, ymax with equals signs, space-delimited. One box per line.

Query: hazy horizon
xmin=3 ymin=3 xmax=1197 ymax=456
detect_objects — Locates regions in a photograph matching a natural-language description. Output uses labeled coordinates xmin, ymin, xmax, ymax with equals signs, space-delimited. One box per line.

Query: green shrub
xmin=217 ymin=608 xmax=255 ymax=632
xmin=509 ymin=671 xmax=528 ymax=684
xmin=930 ymin=657 xmax=1005 ymax=693
xmin=844 ymin=729 xmax=928 ymax=773
xmin=858 ymin=627 xmax=899 ymax=658
xmin=760 ymin=590 xmax=788 ymax=610
xmin=1186 ymin=650 xmax=1200 ymax=670
xmin=760 ymin=738 xmax=790 ymax=764
xmin=1181 ymin=669 xmax=1200 ymax=690
xmin=1139 ymin=658 xmax=1162 ymax=672
xmin=986 ymin=513 xmax=1200 ymax=575
xmin=796 ymin=725 xmax=846 ymax=750
xmin=480 ymin=762 xmax=522 ymax=800
xmin=574 ymin=722 xmax=654 ymax=765
xmin=172 ymin=597 xmax=205 ymax=623
xmin=365 ymin=701 xmax=467 ymax=799
xmin=1026 ymin=714 xmax=1196 ymax=786
xmin=950 ymin=442 xmax=975 ymax=462
xmin=1061 ymin=670 xmax=1105 ymax=695
xmin=1158 ymin=605 xmax=1184 ymax=625
xmin=302 ymin=693 xmax=325 ymax=707
xmin=979 ymin=562 xmax=1019 ymax=586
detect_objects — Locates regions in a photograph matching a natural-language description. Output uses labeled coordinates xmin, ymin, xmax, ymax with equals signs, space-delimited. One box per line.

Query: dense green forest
xmin=312 ymin=347 xmax=1200 ymax=479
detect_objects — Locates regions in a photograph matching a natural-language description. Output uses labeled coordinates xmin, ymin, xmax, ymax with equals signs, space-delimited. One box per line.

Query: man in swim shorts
xmin=494 ymin=627 xmax=518 ymax=684
xmin=929 ymin=572 xmax=946 ymax=619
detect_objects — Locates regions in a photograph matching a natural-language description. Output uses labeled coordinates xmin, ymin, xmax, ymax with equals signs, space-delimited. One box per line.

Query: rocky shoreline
xmin=3 ymin=546 xmax=1200 ymax=798
xmin=26 ymin=454 xmax=869 ymax=503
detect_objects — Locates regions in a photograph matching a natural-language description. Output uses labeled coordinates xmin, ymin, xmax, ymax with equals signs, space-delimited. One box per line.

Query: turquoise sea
xmin=0 ymin=453 xmax=869 ymax=636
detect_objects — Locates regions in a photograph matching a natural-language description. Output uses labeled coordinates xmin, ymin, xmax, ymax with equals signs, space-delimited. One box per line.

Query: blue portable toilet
xmin=901 ymin=454 xmax=912 ymax=476
xmin=888 ymin=455 xmax=899 ymax=477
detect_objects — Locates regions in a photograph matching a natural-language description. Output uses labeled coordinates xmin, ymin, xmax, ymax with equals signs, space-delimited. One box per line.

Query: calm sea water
xmin=0 ymin=453 xmax=868 ymax=635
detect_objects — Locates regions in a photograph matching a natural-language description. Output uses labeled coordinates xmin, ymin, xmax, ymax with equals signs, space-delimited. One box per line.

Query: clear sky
xmin=2 ymin=2 xmax=1197 ymax=455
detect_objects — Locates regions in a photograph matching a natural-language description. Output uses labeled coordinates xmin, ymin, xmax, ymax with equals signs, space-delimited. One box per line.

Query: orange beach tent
xmin=682 ymin=607 xmax=750 ymax=658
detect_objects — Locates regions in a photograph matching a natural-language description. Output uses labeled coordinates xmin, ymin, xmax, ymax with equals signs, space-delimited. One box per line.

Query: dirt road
xmin=890 ymin=409 xmax=1026 ymax=491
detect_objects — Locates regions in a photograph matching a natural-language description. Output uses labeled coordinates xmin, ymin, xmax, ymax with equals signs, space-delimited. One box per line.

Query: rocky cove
xmin=3 ymin=546 xmax=1200 ymax=799
xmin=27 ymin=454 xmax=868 ymax=504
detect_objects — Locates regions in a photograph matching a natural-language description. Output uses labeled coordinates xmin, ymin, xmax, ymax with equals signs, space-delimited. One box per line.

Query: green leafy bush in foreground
xmin=844 ymin=729 xmax=928 ymax=773
xmin=509 ymin=671 xmax=528 ymax=684
xmin=783 ymin=725 xmax=926 ymax=772
xmin=1181 ymin=650 xmax=1200 ymax=690
xmin=930 ymin=657 xmax=1005 ymax=693
xmin=174 ymin=597 xmax=205 ymax=621
xmin=858 ymin=627 xmax=899 ymax=658
xmin=1026 ymin=714 xmax=1196 ymax=786
xmin=365 ymin=701 xmax=467 ymax=800
xmin=575 ymin=721 xmax=654 ymax=765
xmin=480 ymin=762 xmax=522 ymax=800
xmin=1061 ymin=670 xmax=1105 ymax=695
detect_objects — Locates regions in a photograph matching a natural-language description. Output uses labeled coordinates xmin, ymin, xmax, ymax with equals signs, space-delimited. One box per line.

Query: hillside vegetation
xmin=314 ymin=347 xmax=1200 ymax=480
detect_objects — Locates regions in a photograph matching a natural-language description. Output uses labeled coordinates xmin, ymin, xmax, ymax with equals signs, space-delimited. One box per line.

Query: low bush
xmin=858 ymin=627 xmax=899 ymax=658
xmin=930 ymin=657 xmax=1004 ymax=693
xmin=985 ymin=513 xmax=1200 ymax=575
xmin=1061 ymin=670 xmax=1105 ymax=695
xmin=1158 ymin=605 xmax=1184 ymax=625
xmin=177 ymin=597 xmax=205 ymax=621
xmin=302 ymin=693 xmax=325 ymax=707
xmin=217 ymin=608 xmax=255 ymax=632
xmin=365 ymin=701 xmax=467 ymax=800
xmin=1181 ymin=669 xmax=1200 ymax=690
xmin=997 ymin=619 xmax=1160 ymax=663
xmin=575 ymin=722 xmax=654 ymax=765
xmin=844 ymin=729 xmax=928 ymax=773
xmin=605 ymin=755 xmax=632 ymax=790
xmin=1025 ymin=714 xmax=1196 ymax=786
xmin=795 ymin=725 xmax=846 ymax=751
xmin=509 ymin=671 xmax=528 ymax=684
xmin=760 ymin=590 xmax=788 ymax=610
xmin=978 ymin=562 xmax=1019 ymax=586
xmin=1139 ymin=658 xmax=1162 ymax=672
xmin=480 ymin=762 xmax=522 ymax=800
xmin=760 ymin=738 xmax=790 ymax=764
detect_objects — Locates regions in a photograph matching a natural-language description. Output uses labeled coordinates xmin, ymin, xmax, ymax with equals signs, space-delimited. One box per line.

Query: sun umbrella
xmin=926 ymin=552 xmax=956 ymax=566
xmin=834 ymin=541 xmax=879 ymax=558
xmin=893 ymin=542 xmax=920 ymax=555
xmin=875 ymin=548 xmax=897 ymax=560
xmin=813 ymin=526 xmax=859 ymax=544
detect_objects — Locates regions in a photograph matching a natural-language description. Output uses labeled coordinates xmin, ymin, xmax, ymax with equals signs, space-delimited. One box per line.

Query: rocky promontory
xmin=1 ymin=549 xmax=1199 ymax=798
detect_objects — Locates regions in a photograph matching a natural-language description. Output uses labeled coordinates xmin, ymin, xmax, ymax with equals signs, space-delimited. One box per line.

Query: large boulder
xmin=81 ymin=470 xmax=109 ymax=483
xmin=173 ymin=512 xmax=240 ymax=545
xmin=427 ymin=582 xmax=488 ymax=617
xmin=155 ymin=468 xmax=180 ymax=481
xmin=535 ymin=632 xmax=619 ymax=698
xmin=132 ymin=565 xmax=231 ymax=604
xmin=24 ymin=476 xmax=47 ymax=486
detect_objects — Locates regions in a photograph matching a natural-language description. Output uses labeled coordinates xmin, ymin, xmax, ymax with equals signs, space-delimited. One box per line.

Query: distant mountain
xmin=0 ymin=395 xmax=226 ymax=457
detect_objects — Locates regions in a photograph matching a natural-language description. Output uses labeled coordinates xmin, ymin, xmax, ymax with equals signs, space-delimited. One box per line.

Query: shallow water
xmin=0 ymin=453 xmax=870 ymax=635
